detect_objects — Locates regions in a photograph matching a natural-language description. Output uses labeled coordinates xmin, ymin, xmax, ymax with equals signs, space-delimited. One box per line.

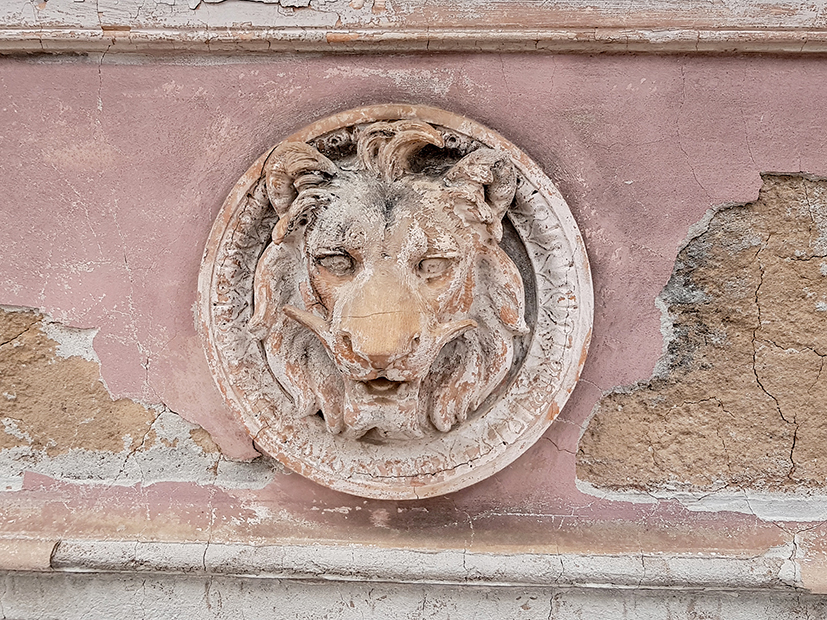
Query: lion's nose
xmin=336 ymin=323 xmax=420 ymax=371
xmin=336 ymin=267 xmax=425 ymax=371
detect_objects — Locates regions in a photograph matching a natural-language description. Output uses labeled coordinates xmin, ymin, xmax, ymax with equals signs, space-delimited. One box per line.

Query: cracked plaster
xmin=3 ymin=0 xmax=827 ymax=55
xmin=5 ymin=571 xmax=827 ymax=620
xmin=578 ymin=174 xmax=827 ymax=494
xmin=2 ymin=55 xmax=827 ymax=507
xmin=3 ymin=56 xmax=827 ymax=606
xmin=0 ymin=307 xmax=275 ymax=491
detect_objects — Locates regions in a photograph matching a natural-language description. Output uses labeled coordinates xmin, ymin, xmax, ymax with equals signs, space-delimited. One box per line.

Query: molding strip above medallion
xmin=2 ymin=0 xmax=827 ymax=55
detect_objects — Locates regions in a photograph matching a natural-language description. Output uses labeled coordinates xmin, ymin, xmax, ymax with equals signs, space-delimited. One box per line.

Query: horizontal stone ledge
xmin=1 ymin=27 xmax=827 ymax=55
xmin=0 ymin=539 xmax=793 ymax=591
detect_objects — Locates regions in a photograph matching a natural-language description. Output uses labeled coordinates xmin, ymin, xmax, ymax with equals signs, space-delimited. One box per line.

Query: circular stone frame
xmin=198 ymin=104 xmax=593 ymax=499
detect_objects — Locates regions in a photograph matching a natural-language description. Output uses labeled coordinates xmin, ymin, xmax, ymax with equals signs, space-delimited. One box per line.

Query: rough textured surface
xmin=2 ymin=54 xmax=827 ymax=516
xmin=0 ymin=308 xmax=154 ymax=456
xmin=3 ymin=54 xmax=827 ymax=616
xmin=0 ymin=307 xmax=275 ymax=490
xmin=46 ymin=539 xmax=801 ymax=589
xmin=3 ymin=571 xmax=827 ymax=620
xmin=4 ymin=53 xmax=827 ymax=476
xmin=578 ymin=175 xmax=827 ymax=492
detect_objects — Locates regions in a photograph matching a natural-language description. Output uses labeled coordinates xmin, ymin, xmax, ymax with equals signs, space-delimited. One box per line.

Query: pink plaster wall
xmin=2 ymin=53 xmax=827 ymax=528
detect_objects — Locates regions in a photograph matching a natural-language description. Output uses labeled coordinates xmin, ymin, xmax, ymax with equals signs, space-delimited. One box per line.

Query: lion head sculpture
xmin=248 ymin=120 xmax=528 ymax=441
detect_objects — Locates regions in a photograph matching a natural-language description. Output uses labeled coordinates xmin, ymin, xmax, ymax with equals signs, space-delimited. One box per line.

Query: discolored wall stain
xmin=0 ymin=308 xmax=156 ymax=456
xmin=577 ymin=175 xmax=827 ymax=492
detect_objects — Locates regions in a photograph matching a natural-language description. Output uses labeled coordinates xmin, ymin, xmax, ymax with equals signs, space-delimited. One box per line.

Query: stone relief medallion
xmin=198 ymin=104 xmax=593 ymax=499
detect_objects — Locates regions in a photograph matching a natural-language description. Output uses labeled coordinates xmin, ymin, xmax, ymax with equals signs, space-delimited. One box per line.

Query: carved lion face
xmin=249 ymin=121 xmax=527 ymax=440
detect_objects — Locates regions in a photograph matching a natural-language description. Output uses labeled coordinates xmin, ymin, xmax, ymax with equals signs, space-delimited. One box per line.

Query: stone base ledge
xmin=0 ymin=539 xmax=802 ymax=592
xmin=3 ymin=569 xmax=826 ymax=620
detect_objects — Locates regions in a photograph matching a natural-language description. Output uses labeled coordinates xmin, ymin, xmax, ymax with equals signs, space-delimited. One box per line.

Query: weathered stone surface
xmin=200 ymin=105 xmax=592 ymax=499
xmin=578 ymin=175 xmax=827 ymax=492
xmin=3 ymin=54 xmax=827 ymax=563
xmin=3 ymin=0 xmax=827 ymax=55
xmin=5 ymin=571 xmax=827 ymax=620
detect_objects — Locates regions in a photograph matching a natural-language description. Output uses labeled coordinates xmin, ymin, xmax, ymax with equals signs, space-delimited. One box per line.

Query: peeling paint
xmin=3 ymin=54 xmax=827 ymax=612
xmin=578 ymin=174 xmax=827 ymax=496
xmin=4 ymin=0 xmax=827 ymax=54
xmin=0 ymin=308 xmax=276 ymax=490
xmin=6 ymin=569 xmax=827 ymax=619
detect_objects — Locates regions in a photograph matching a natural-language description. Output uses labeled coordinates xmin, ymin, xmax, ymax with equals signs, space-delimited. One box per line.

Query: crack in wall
xmin=0 ymin=326 xmax=35 ymax=350
xmin=577 ymin=174 xmax=827 ymax=493
xmin=0 ymin=574 xmax=6 ymax=620
xmin=677 ymin=64 xmax=711 ymax=203
xmin=96 ymin=45 xmax=109 ymax=117
xmin=749 ymin=239 xmax=802 ymax=482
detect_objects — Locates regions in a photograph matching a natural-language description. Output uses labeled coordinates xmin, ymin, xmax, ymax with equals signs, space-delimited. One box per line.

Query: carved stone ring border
xmin=198 ymin=104 xmax=593 ymax=499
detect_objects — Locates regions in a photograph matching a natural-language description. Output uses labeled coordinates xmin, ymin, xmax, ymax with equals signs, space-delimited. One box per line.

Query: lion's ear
xmin=444 ymin=148 xmax=517 ymax=240
xmin=263 ymin=142 xmax=338 ymax=243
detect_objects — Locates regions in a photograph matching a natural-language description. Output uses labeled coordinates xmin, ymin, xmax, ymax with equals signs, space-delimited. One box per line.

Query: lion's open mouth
xmin=362 ymin=377 xmax=404 ymax=396
xmin=344 ymin=377 xmax=423 ymax=441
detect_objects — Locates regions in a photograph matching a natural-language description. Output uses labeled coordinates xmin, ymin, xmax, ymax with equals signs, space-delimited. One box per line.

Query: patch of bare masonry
xmin=0 ymin=307 xmax=275 ymax=491
xmin=577 ymin=175 xmax=827 ymax=494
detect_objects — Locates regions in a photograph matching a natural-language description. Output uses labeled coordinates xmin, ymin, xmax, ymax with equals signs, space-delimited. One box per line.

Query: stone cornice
xmin=2 ymin=0 xmax=827 ymax=55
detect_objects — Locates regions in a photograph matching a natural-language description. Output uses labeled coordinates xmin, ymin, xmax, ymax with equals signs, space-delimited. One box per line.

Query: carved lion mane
xmin=248 ymin=121 xmax=528 ymax=441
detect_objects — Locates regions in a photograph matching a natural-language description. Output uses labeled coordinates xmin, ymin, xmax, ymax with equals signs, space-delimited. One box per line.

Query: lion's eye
xmin=417 ymin=257 xmax=452 ymax=278
xmin=317 ymin=254 xmax=354 ymax=276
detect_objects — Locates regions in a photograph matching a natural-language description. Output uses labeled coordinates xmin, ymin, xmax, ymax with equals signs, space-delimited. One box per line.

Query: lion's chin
xmin=340 ymin=378 xmax=428 ymax=441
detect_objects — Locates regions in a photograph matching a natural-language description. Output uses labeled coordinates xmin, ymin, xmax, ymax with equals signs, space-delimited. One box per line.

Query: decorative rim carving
xmin=198 ymin=104 xmax=593 ymax=499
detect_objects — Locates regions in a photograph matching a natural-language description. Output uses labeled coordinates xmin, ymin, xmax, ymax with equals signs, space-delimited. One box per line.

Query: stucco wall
xmin=1 ymin=51 xmax=827 ymax=616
